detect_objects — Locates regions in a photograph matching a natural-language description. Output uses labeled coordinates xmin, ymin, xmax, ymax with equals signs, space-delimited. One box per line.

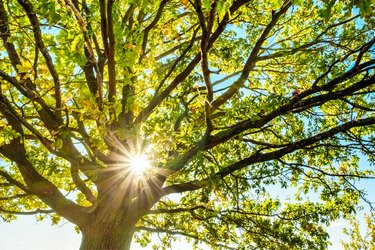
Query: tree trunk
xmin=77 ymin=172 xmax=153 ymax=249
xmin=79 ymin=217 xmax=136 ymax=250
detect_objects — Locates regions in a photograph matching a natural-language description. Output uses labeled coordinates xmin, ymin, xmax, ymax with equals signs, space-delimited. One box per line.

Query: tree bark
xmin=79 ymin=215 xmax=136 ymax=250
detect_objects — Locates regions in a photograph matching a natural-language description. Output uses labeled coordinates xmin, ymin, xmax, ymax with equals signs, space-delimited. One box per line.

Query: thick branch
xmin=0 ymin=76 xmax=60 ymax=133
xmin=0 ymin=0 xmax=22 ymax=71
xmin=17 ymin=0 xmax=63 ymax=119
xmin=195 ymin=0 xmax=215 ymax=133
xmin=70 ymin=164 xmax=97 ymax=205
xmin=0 ymin=148 xmax=90 ymax=225
xmin=0 ymin=92 xmax=98 ymax=173
xmin=0 ymin=170 xmax=30 ymax=193
xmin=63 ymin=0 xmax=103 ymax=108
xmin=99 ymin=0 xmax=109 ymax=56
xmin=107 ymin=0 xmax=116 ymax=104
xmin=141 ymin=0 xmax=169 ymax=57
xmin=0 ymin=93 xmax=97 ymax=214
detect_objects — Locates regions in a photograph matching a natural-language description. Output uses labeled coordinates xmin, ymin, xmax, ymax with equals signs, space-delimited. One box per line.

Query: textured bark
xmin=79 ymin=217 xmax=136 ymax=250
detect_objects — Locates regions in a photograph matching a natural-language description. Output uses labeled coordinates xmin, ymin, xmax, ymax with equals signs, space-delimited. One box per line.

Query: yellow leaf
xmin=54 ymin=139 xmax=63 ymax=150
xmin=71 ymin=36 xmax=81 ymax=52
xmin=16 ymin=63 xmax=32 ymax=73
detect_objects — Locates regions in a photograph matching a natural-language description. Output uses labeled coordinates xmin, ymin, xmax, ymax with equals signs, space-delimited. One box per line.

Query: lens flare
xmin=128 ymin=154 xmax=150 ymax=174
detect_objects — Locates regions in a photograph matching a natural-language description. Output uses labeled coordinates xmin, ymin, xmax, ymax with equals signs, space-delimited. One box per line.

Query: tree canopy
xmin=0 ymin=0 xmax=375 ymax=249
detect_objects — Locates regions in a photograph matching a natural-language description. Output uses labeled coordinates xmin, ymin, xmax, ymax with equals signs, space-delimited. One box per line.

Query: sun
xmin=128 ymin=154 xmax=151 ymax=174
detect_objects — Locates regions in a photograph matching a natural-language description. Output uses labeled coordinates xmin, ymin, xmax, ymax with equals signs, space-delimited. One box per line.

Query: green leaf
xmin=202 ymin=0 xmax=211 ymax=10
xmin=54 ymin=139 xmax=63 ymax=150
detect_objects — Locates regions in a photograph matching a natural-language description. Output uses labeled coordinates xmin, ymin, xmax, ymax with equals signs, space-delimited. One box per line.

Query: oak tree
xmin=0 ymin=0 xmax=375 ymax=249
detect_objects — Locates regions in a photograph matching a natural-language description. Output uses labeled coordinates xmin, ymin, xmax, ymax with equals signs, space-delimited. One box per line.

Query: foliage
xmin=0 ymin=0 xmax=375 ymax=249
xmin=342 ymin=213 xmax=375 ymax=250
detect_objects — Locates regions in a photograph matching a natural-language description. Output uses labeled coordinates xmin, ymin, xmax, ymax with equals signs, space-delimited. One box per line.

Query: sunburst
xmin=128 ymin=154 xmax=151 ymax=175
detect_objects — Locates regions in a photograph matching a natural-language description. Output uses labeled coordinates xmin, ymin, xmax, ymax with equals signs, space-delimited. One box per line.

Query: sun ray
xmin=128 ymin=154 xmax=151 ymax=175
